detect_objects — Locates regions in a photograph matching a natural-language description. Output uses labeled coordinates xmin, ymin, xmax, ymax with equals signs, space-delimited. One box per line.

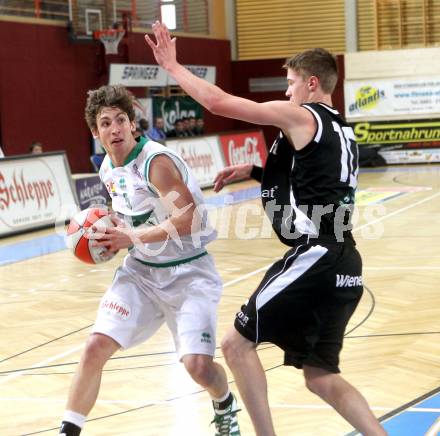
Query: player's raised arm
xmin=145 ymin=21 xmax=299 ymax=132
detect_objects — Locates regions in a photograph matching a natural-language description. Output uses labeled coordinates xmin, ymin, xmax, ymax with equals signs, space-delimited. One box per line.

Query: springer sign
xmin=109 ymin=64 xmax=168 ymax=87
xmin=109 ymin=64 xmax=216 ymax=87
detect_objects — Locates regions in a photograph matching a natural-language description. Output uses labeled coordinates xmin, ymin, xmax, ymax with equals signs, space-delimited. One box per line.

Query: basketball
xmin=66 ymin=207 xmax=118 ymax=264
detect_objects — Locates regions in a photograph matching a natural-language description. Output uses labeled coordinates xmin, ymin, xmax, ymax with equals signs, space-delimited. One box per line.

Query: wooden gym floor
xmin=0 ymin=164 xmax=439 ymax=436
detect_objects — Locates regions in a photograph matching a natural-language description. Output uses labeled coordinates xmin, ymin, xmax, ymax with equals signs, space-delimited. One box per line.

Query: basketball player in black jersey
xmin=146 ymin=22 xmax=386 ymax=436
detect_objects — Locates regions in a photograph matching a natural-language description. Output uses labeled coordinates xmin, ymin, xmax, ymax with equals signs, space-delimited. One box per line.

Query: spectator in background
xmin=189 ymin=116 xmax=197 ymax=135
xmin=133 ymin=126 xmax=143 ymax=139
xmin=148 ymin=117 xmax=167 ymax=143
xmin=168 ymin=119 xmax=187 ymax=138
xmin=138 ymin=118 xmax=149 ymax=137
xmin=182 ymin=117 xmax=194 ymax=136
xmin=194 ymin=117 xmax=204 ymax=136
xmin=29 ymin=141 xmax=43 ymax=154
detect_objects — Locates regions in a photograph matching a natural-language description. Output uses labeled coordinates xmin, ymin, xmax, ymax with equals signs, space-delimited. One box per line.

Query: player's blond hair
xmin=85 ymin=85 xmax=136 ymax=130
xmin=283 ymin=48 xmax=338 ymax=94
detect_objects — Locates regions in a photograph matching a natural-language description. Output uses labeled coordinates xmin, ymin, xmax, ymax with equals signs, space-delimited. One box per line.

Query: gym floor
xmin=0 ymin=165 xmax=439 ymax=435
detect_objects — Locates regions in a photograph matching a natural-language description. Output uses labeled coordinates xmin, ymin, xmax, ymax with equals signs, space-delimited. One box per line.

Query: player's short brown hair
xmin=283 ymin=48 xmax=338 ymax=94
xmin=85 ymin=85 xmax=136 ymax=130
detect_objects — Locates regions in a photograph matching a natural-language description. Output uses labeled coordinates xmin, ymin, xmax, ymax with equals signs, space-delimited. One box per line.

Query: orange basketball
xmin=66 ymin=207 xmax=118 ymax=264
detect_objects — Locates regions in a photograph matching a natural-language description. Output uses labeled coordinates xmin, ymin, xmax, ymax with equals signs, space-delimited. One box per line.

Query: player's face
xmin=285 ymin=69 xmax=309 ymax=105
xmin=94 ymin=107 xmax=136 ymax=155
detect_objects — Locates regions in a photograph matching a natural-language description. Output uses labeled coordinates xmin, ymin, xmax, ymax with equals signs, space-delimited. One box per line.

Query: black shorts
xmin=234 ymin=236 xmax=363 ymax=373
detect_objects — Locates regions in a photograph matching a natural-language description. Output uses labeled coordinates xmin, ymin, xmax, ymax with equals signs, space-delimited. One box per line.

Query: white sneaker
xmin=211 ymin=393 xmax=241 ymax=436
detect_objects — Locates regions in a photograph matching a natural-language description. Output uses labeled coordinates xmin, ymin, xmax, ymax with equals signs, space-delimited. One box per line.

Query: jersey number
xmin=332 ymin=122 xmax=358 ymax=188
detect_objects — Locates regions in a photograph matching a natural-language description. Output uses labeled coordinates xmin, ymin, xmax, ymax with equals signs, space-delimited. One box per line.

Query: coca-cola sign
xmin=0 ymin=154 xmax=78 ymax=236
xmin=219 ymin=131 xmax=268 ymax=166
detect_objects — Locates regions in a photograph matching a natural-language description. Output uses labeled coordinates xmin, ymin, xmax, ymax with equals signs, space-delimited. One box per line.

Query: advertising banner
xmin=219 ymin=130 xmax=268 ymax=166
xmin=166 ymin=136 xmax=225 ymax=188
xmin=74 ymin=175 xmax=110 ymax=210
xmin=345 ymin=76 xmax=440 ymax=120
xmin=168 ymin=65 xmax=216 ymax=85
xmin=352 ymin=119 xmax=440 ymax=149
xmin=379 ymin=148 xmax=440 ymax=164
xmin=0 ymin=153 xmax=78 ymax=236
xmin=109 ymin=64 xmax=168 ymax=87
xmin=109 ymin=64 xmax=215 ymax=87
xmin=153 ymin=96 xmax=203 ymax=133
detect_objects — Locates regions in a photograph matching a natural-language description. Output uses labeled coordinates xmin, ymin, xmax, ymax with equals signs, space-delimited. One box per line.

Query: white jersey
xmin=99 ymin=136 xmax=216 ymax=266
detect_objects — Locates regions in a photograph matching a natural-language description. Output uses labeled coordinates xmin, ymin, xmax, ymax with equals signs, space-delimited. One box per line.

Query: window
xmin=161 ymin=1 xmax=176 ymax=30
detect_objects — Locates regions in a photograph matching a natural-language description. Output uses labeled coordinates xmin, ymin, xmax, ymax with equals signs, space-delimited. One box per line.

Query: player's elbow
xmin=204 ymin=94 xmax=223 ymax=115
xmin=205 ymin=93 xmax=233 ymax=117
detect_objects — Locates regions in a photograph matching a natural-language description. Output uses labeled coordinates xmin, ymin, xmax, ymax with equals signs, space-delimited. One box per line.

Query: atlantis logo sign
xmin=349 ymin=86 xmax=385 ymax=114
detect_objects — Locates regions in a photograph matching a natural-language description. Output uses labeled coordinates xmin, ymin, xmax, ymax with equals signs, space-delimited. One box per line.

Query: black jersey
xmin=261 ymin=103 xmax=358 ymax=246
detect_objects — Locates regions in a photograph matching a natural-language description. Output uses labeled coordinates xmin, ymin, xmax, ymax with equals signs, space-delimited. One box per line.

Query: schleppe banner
xmin=166 ymin=136 xmax=226 ymax=189
xmin=0 ymin=153 xmax=78 ymax=236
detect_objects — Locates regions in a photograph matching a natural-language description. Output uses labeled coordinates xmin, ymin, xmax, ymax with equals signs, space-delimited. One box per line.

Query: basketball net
xmin=94 ymin=29 xmax=125 ymax=55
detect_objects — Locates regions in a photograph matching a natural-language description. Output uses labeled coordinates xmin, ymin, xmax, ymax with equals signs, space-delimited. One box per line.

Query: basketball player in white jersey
xmin=146 ymin=21 xmax=386 ymax=436
xmin=58 ymin=85 xmax=240 ymax=436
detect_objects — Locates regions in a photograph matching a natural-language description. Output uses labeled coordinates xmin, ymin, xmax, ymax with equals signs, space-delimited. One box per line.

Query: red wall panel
xmin=0 ymin=20 xmax=345 ymax=173
xmin=0 ymin=22 xmax=233 ymax=172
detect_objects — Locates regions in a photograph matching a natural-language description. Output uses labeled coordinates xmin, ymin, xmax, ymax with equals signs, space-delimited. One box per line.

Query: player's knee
xmin=304 ymin=372 xmax=332 ymax=397
xmin=221 ymin=331 xmax=245 ymax=366
xmin=305 ymin=376 xmax=321 ymax=395
xmin=183 ymin=355 xmax=214 ymax=387
xmin=81 ymin=334 xmax=115 ymax=369
xmin=221 ymin=335 xmax=235 ymax=364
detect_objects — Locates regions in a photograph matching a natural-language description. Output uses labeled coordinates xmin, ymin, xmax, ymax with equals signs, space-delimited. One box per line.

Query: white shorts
xmin=92 ymin=253 xmax=222 ymax=359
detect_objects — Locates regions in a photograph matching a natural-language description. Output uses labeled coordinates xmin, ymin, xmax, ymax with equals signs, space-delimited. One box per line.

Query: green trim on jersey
xmin=109 ymin=136 xmax=148 ymax=168
xmin=144 ymin=151 xmax=189 ymax=197
xmin=123 ymin=209 xmax=154 ymax=227
xmin=144 ymin=152 xmax=162 ymax=196
xmin=133 ymin=251 xmax=207 ymax=268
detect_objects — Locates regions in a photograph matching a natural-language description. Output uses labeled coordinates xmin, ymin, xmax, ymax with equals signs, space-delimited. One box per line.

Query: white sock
xmin=212 ymin=389 xmax=231 ymax=404
xmin=62 ymin=410 xmax=86 ymax=429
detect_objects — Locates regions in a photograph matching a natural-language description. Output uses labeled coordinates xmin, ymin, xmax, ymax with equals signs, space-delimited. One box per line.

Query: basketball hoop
xmin=94 ymin=29 xmax=125 ymax=55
